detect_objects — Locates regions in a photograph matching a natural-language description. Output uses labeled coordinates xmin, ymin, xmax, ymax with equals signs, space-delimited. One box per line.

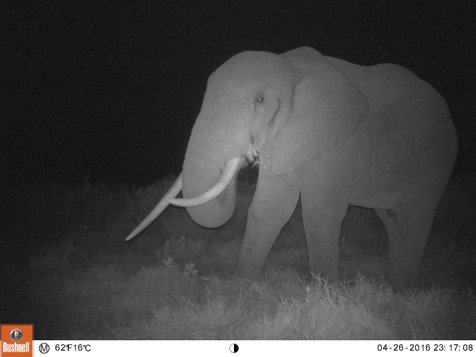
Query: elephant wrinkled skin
xmin=127 ymin=47 xmax=457 ymax=289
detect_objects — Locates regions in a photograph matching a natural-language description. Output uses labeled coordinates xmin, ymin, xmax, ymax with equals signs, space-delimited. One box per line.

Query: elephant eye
xmin=254 ymin=96 xmax=264 ymax=104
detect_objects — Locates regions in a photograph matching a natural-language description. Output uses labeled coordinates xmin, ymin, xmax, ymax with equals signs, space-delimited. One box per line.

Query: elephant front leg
xmin=301 ymin=184 xmax=350 ymax=282
xmin=238 ymin=168 xmax=300 ymax=280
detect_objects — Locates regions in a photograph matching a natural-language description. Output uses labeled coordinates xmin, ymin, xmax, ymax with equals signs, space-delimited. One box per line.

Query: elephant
xmin=126 ymin=46 xmax=457 ymax=289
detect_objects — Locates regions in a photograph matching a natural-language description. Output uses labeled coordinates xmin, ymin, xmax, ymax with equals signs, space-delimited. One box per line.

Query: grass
xmin=2 ymin=169 xmax=476 ymax=339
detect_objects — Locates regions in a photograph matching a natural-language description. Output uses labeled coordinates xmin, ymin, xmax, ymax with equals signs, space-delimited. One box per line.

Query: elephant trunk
xmin=180 ymin=95 xmax=249 ymax=228
xmin=181 ymin=157 xmax=238 ymax=228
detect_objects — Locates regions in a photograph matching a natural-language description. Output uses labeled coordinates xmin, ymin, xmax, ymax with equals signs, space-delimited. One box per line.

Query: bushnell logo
xmin=1 ymin=324 xmax=33 ymax=356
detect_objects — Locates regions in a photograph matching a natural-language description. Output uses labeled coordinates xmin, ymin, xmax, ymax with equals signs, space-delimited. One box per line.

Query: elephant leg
xmin=300 ymin=184 xmax=350 ymax=282
xmin=238 ymin=168 xmax=300 ymax=280
xmin=375 ymin=194 xmax=440 ymax=289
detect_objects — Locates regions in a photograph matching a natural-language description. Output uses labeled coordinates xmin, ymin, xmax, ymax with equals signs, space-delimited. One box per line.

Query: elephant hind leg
xmin=375 ymin=195 xmax=440 ymax=289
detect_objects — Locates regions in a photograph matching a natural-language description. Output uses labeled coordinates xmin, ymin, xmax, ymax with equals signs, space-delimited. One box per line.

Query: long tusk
xmin=167 ymin=157 xmax=240 ymax=207
xmin=125 ymin=175 xmax=183 ymax=241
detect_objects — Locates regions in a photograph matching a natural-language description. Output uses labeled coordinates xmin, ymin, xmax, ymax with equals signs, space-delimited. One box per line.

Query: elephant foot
xmin=388 ymin=268 xmax=421 ymax=292
xmin=237 ymin=261 xmax=264 ymax=281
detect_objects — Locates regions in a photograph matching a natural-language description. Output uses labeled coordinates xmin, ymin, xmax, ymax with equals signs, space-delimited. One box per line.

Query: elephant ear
xmin=271 ymin=58 xmax=368 ymax=175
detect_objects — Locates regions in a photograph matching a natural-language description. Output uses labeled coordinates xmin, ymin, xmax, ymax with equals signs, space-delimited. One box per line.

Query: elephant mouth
xmin=125 ymin=157 xmax=241 ymax=241
xmin=247 ymin=144 xmax=263 ymax=167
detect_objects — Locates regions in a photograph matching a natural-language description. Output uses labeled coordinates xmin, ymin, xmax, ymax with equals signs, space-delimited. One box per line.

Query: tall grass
xmin=3 ymin=171 xmax=475 ymax=339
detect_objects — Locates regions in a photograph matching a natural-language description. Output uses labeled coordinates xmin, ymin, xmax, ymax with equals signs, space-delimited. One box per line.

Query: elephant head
xmin=177 ymin=51 xmax=305 ymax=227
xmin=126 ymin=47 xmax=457 ymax=289
xmin=126 ymin=50 xmax=306 ymax=238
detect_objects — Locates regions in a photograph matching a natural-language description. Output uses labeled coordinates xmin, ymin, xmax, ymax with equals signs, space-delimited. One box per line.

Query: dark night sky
xmin=5 ymin=1 xmax=475 ymax=186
